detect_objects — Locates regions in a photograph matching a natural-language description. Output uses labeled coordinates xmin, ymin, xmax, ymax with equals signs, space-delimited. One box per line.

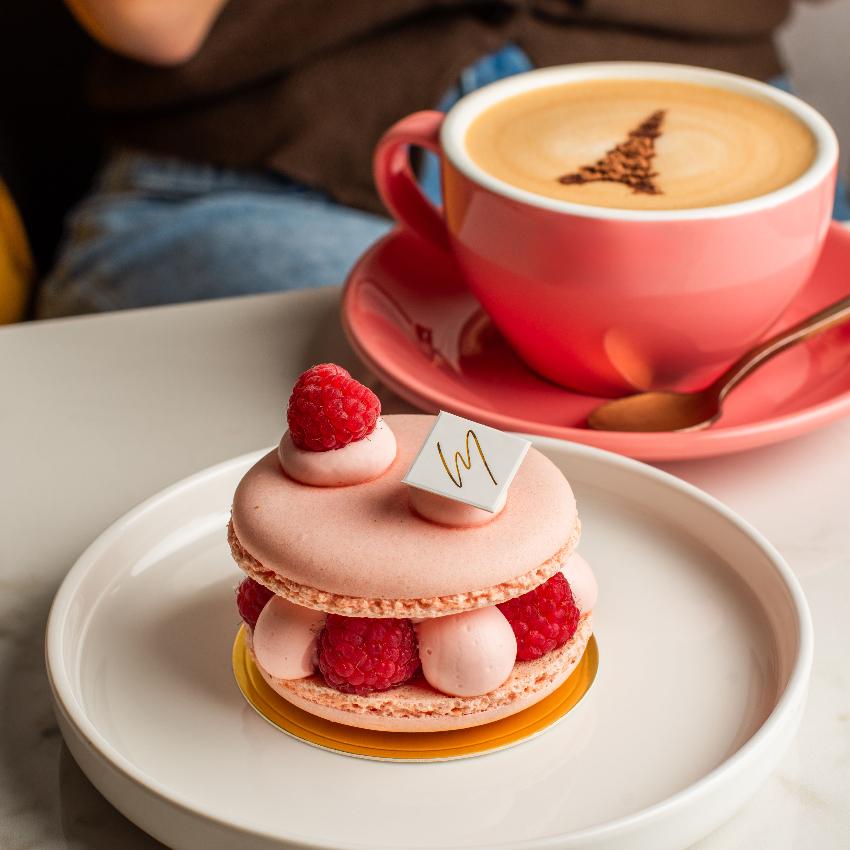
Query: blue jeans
xmin=36 ymin=155 xmax=393 ymax=316
xmin=37 ymin=49 xmax=847 ymax=318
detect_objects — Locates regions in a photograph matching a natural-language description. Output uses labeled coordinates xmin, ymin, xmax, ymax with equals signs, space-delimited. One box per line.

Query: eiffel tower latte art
xmin=557 ymin=109 xmax=665 ymax=196
xmin=465 ymin=79 xmax=815 ymax=210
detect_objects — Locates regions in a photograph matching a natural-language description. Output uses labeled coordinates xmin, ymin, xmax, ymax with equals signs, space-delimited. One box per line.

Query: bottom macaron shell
xmin=251 ymin=614 xmax=592 ymax=732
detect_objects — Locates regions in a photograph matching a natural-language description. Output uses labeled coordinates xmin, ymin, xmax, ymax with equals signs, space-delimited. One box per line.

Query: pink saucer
xmin=341 ymin=223 xmax=850 ymax=461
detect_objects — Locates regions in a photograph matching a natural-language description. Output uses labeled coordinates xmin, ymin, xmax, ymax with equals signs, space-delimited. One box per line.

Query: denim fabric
xmin=38 ymin=53 xmax=848 ymax=318
xmin=37 ymin=155 xmax=394 ymax=316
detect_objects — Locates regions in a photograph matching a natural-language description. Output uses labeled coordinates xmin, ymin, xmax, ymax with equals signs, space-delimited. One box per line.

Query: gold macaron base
xmin=232 ymin=626 xmax=598 ymax=761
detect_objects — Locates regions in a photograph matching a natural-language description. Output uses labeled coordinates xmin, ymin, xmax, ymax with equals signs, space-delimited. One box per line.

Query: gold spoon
xmin=587 ymin=294 xmax=850 ymax=433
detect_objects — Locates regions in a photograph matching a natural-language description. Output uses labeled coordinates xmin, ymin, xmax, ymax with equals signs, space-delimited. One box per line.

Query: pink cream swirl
xmin=278 ymin=417 xmax=397 ymax=486
xmin=408 ymin=487 xmax=505 ymax=527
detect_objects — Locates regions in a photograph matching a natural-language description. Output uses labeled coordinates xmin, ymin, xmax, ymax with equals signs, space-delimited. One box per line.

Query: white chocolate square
xmin=402 ymin=411 xmax=531 ymax=513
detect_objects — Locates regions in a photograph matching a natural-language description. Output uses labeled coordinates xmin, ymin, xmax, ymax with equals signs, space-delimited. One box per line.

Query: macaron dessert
xmin=229 ymin=364 xmax=597 ymax=732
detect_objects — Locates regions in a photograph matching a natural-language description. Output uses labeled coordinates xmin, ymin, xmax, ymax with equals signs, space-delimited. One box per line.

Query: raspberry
xmin=498 ymin=573 xmax=580 ymax=661
xmin=236 ymin=577 xmax=274 ymax=629
xmin=317 ymin=615 xmax=420 ymax=695
xmin=286 ymin=363 xmax=381 ymax=452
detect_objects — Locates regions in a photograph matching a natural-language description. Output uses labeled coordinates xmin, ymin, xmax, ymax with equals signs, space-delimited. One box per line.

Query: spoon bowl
xmin=587 ymin=293 xmax=850 ymax=433
xmin=587 ymin=390 xmax=722 ymax=433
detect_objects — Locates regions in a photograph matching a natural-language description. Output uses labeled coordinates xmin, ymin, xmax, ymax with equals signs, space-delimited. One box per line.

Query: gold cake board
xmin=233 ymin=626 xmax=598 ymax=761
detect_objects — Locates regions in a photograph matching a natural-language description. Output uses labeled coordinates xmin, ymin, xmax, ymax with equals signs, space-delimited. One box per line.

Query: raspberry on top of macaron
xmin=278 ymin=364 xmax=397 ymax=486
xmin=287 ymin=363 xmax=380 ymax=451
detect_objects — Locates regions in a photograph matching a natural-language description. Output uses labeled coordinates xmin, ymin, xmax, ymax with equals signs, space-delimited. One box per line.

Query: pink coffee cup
xmin=373 ymin=63 xmax=838 ymax=397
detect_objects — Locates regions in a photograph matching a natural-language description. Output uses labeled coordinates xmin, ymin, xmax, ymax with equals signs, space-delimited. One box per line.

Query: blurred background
xmin=0 ymin=0 xmax=848 ymax=325
xmin=779 ymin=0 xmax=850 ymax=185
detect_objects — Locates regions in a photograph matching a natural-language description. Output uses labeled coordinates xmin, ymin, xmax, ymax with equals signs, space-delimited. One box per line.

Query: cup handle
xmin=373 ymin=110 xmax=450 ymax=251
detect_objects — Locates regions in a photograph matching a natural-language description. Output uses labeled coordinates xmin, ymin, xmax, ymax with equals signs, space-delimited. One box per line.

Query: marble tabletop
xmin=1 ymin=287 xmax=848 ymax=849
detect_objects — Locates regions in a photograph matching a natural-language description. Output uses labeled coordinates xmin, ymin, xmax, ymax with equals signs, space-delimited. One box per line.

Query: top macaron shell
xmin=231 ymin=414 xmax=577 ymax=607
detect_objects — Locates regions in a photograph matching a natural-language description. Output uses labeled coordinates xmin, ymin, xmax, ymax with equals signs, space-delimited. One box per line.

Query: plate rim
xmin=45 ymin=438 xmax=814 ymax=849
xmin=341 ymin=223 xmax=850 ymax=461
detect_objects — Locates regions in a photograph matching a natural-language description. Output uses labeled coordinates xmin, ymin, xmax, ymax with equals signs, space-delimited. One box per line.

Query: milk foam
xmin=465 ymin=79 xmax=816 ymax=210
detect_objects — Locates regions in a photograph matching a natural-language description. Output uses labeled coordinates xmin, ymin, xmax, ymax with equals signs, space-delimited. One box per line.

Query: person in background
xmin=39 ymin=0 xmax=847 ymax=318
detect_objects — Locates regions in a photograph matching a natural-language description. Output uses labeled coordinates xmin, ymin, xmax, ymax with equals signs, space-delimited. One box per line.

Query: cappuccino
xmin=465 ymin=79 xmax=816 ymax=210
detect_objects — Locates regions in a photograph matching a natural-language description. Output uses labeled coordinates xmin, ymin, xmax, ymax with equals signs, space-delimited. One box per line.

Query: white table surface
xmin=1 ymin=287 xmax=848 ymax=850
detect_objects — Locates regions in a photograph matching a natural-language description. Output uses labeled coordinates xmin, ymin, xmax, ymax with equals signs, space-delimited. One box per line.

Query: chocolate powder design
xmin=558 ymin=110 xmax=666 ymax=195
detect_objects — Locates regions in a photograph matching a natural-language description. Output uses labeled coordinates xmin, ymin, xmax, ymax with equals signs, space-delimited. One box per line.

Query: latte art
xmin=465 ymin=79 xmax=817 ymax=210
xmin=558 ymin=109 xmax=665 ymax=196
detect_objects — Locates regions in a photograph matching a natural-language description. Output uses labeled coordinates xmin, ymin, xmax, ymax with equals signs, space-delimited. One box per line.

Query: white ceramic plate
xmin=46 ymin=439 xmax=812 ymax=850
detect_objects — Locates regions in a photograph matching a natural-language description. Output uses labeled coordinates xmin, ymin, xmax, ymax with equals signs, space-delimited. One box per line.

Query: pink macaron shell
xmin=253 ymin=596 xmax=326 ymax=680
xmin=562 ymin=553 xmax=598 ymax=614
xmin=266 ymin=676 xmax=568 ymax=733
xmin=416 ymin=606 xmax=517 ymax=696
xmin=277 ymin=417 xmax=397 ymax=487
xmin=232 ymin=414 xmax=577 ymax=601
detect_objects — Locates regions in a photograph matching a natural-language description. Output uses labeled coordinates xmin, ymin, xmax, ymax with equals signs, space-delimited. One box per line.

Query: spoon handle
xmin=714 ymin=293 xmax=850 ymax=400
